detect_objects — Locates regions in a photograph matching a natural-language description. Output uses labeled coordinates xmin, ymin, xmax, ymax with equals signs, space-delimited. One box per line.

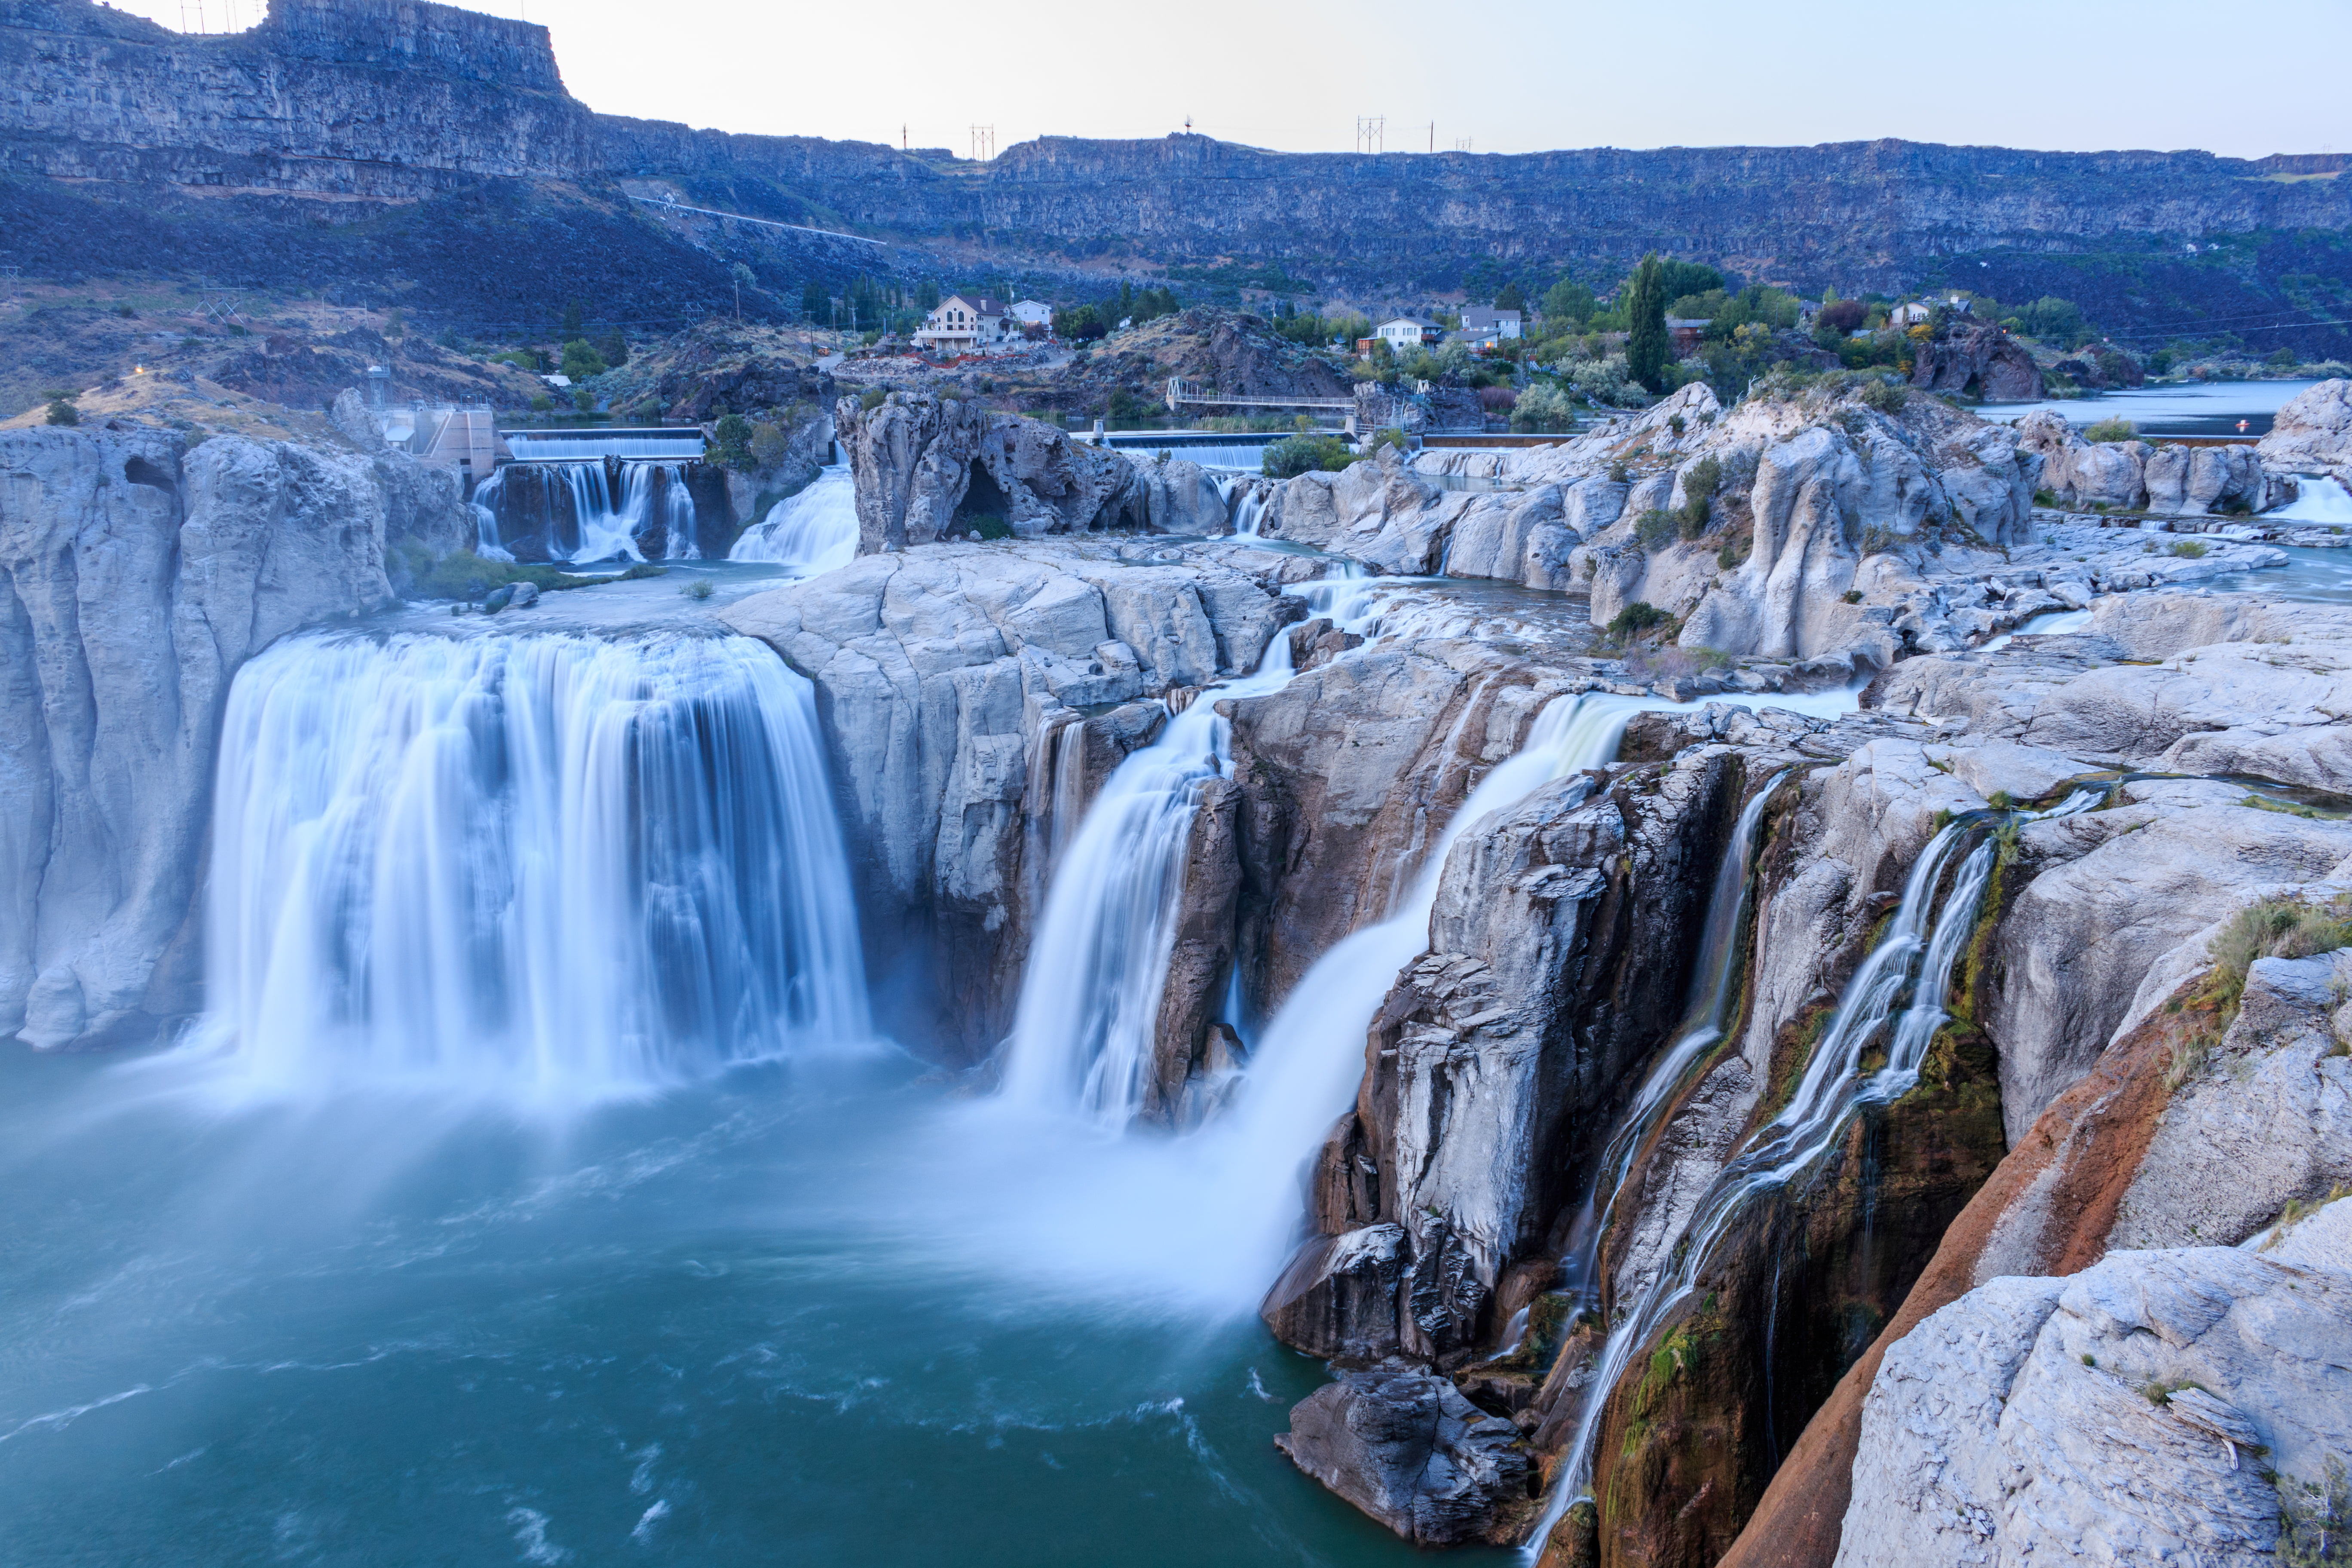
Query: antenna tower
xmin=1354 ymin=116 xmax=1384 ymax=155
xmin=969 ymin=125 xmax=995 ymax=162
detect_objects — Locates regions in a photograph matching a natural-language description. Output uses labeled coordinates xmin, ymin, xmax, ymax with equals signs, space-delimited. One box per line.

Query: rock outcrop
xmin=1836 ymin=1197 xmax=2351 ymax=1567
xmin=719 ymin=539 xmax=1296 ymax=1057
xmin=1909 ymin=318 xmax=2044 ymax=401
xmin=2258 ymin=376 xmax=2352 ymax=482
xmin=0 ymin=425 xmax=473 ymax=1050
xmin=834 ymin=393 xmax=1146 ymax=551
xmin=2015 ymin=409 xmax=2293 ymax=514
xmin=1275 ymin=1361 xmax=1537 ymax=1547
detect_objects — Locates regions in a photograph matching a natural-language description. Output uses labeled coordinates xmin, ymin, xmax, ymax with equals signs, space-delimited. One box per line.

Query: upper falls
xmin=195 ymin=630 xmax=868 ymax=1095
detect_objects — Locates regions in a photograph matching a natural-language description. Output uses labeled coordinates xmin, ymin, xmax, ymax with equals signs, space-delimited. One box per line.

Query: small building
xmin=1008 ymin=300 xmax=1054 ymax=332
xmin=1888 ymin=299 xmax=1970 ymax=331
xmin=1457 ymin=306 xmax=1523 ymax=342
xmin=913 ymin=294 xmax=1012 ymax=354
xmin=1377 ymin=316 xmax=1439 ymax=350
xmin=1666 ymin=317 xmax=1712 ymax=354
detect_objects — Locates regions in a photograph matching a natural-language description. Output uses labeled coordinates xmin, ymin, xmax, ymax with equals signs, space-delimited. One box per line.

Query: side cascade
xmin=196 ymin=631 xmax=869 ymax=1094
xmin=1520 ymin=787 xmax=2104 ymax=1556
xmin=999 ymin=634 xmax=1299 ymax=1124
xmin=731 ymin=463 xmax=860 ymax=573
xmin=470 ymin=460 xmax=701 ymax=563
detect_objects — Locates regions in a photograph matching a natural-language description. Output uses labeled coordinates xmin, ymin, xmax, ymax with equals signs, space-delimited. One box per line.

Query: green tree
xmin=560 ymin=300 xmax=583 ymax=337
xmin=1626 ymin=253 xmax=1671 ymax=393
xmin=711 ymin=412 xmax=754 ymax=469
xmin=44 ymin=397 xmax=79 ymax=426
xmin=572 ymin=386 xmax=596 ymax=412
xmin=560 ymin=338 xmax=608 ymax=380
xmin=1494 ymin=280 xmax=1526 ymax=314
xmin=917 ymin=278 xmax=940 ymax=311
xmin=1543 ymin=279 xmax=1594 ymax=325
xmin=802 ymin=279 xmax=829 ymax=323
xmin=593 ymin=328 xmax=628 ymax=368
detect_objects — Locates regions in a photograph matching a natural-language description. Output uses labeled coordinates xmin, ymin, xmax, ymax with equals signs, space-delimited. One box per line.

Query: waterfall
xmin=999 ymin=634 xmax=1299 ymax=1125
xmin=504 ymin=433 xmax=706 ymax=460
xmin=730 ymin=463 xmax=859 ymax=572
xmin=1520 ymin=788 xmax=2102 ymax=1555
xmin=1201 ymin=694 xmax=1660 ymax=1241
xmin=1549 ymin=771 xmax=1790 ymax=1323
xmin=471 ymin=460 xmax=701 ymax=563
xmin=195 ymin=631 xmax=869 ymax=1096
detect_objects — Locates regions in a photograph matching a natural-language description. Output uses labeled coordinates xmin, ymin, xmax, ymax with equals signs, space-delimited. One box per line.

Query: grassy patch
xmin=394 ymin=545 xmax=592 ymax=601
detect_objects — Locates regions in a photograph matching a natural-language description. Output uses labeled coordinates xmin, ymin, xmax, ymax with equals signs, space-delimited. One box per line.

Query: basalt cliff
xmin=5 ymin=0 xmax=2352 ymax=351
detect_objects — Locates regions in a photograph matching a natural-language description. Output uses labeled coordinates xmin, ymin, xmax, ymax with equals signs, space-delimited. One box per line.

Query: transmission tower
xmin=1456 ymin=137 xmax=1473 ymax=152
xmin=1354 ymin=117 xmax=1384 ymax=155
xmin=969 ymin=124 xmax=995 ymax=162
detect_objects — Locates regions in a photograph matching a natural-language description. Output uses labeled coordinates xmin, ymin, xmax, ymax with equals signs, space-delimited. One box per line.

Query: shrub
xmin=529 ymin=394 xmax=554 ymax=413
xmin=44 ymin=398 xmax=79 ymax=426
xmin=1634 ymin=508 xmax=1680 ymax=551
xmin=2084 ymin=416 xmax=2138 ymax=444
xmin=2033 ymin=487 xmax=2060 ymax=507
xmin=1608 ymin=600 xmax=1671 ymax=638
xmin=749 ymin=421 xmax=790 ymax=469
xmin=617 ymin=562 xmax=669 ymax=580
xmin=1858 ymin=380 xmax=1909 ymax=414
xmin=2278 ymin=1454 xmax=2349 ymax=1567
xmin=571 ymin=386 xmax=595 ymax=412
xmin=559 ymin=337 xmax=607 ymax=381
xmin=1676 ymin=454 xmax=1722 ymax=538
xmin=1512 ymin=383 xmax=1575 ymax=432
xmin=396 ymin=546 xmax=590 ymax=602
xmin=114 ymin=303 xmax=135 ymax=318
xmin=710 ymin=413 xmax=755 ymax=469
xmin=1843 ymin=588 xmax=1864 ymax=603
xmin=859 ymin=386 xmax=888 ymax=410
xmin=2169 ymin=538 xmax=2208 ymax=558
xmin=680 ymin=578 xmax=716 ymax=600
xmin=2195 ymin=894 xmax=2352 ymax=1038
xmin=1262 ymin=435 xmax=1360 ymax=478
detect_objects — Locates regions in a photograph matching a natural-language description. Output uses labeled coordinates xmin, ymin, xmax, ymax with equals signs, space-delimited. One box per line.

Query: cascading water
xmin=195 ymin=630 xmax=868 ymax=1096
xmin=730 ymin=463 xmax=860 ymax=572
xmin=1520 ymin=788 xmax=2102 ymax=1555
xmin=1548 ymin=771 xmax=1791 ymax=1323
xmin=470 ymin=460 xmax=701 ymax=563
xmin=1000 ymin=636 xmax=1298 ymax=1125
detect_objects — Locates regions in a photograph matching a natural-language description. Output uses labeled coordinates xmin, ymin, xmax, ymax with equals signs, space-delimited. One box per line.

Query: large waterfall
xmin=196 ymin=631 xmax=868 ymax=1094
xmin=730 ymin=462 xmax=860 ymax=571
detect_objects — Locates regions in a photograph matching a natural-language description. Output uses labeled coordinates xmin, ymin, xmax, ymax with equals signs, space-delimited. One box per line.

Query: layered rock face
xmin=718 ymin=539 xmax=1298 ymax=1057
xmin=0 ymin=425 xmax=473 ymax=1050
xmin=2257 ymin=376 xmax=2352 ymax=481
xmin=834 ymin=394 xmax=1147 ymax=552
xmin=0 ymin=0 xmax=597 ymax=194
xmin=2015 ymin=410 xmax=2293 ymax=514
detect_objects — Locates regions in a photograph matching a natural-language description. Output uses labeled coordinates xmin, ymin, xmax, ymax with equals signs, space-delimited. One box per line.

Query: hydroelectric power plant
xmin=5 ymin=2 xmax=2352 ymax=1565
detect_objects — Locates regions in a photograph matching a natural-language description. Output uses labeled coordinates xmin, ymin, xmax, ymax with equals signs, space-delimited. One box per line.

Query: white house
xmin=1888 ymin=297 xmax=1969 ymax=331
xmin=1456 ymin=306 xmax=1522 ymax=343
xmin=913 ymin=294 xmax=1012 ymax=354
xmin=1008 ymin=300 xmax=1054 ymax=332
xmin=1376 ymin=316 xmax=1438 ymax=350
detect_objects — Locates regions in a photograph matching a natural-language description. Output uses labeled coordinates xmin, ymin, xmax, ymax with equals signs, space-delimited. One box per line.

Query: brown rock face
xmin=1908 ymin=318 xmax=2043 ymax=401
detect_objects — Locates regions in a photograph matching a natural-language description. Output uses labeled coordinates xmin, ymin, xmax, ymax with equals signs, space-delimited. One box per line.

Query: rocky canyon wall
xmin=0 ymin=421 xmax=473 ymax=1051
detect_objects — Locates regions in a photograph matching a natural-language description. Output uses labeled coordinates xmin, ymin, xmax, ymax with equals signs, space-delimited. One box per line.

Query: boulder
xmin=1123 ymin=453 xmax=1228 ymax=536
xmin=1275 ymin=1361 xmax=1536 ymax=1547
xmin=1909 ymin=318 xmax=2044 ymax=401
xmin=2017 ymin=410 xmax=2288 ymax=515
xmin=834 ymin=392 xmax=1141 ymax=551
xmin=2258 ymin=377 xmax=2352 ymax=483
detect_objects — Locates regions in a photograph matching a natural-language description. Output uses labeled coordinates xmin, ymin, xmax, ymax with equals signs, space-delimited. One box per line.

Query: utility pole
xmin=1354 ymin=117 xmax=1384 ymax=155
xmin=1428 ymin=122 xmax=1434 ymax=153
xmin=969 ymin=125 xmax=995 ymax=162
xmin=902 ymin=124 xmax=908 ymax=151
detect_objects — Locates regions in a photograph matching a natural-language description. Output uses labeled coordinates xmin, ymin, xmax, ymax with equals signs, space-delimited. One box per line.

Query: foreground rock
xmin=1837 ymin=1196 xmax=2352 ymax=1567
xmin=1275 ymin=1361 xmax=1537 ymax=1546
xmin=1908 ymin=317 xmax=2043 ymax=401
xmin=2257 ymin=376 xmax=2352 ymax=483
xmin=0 ymin=425 xmax=472 ymax=1050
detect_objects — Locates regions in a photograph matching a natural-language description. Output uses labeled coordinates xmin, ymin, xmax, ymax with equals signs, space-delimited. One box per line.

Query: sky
xmin=114 ymin=0 xmax=2352 ymax=161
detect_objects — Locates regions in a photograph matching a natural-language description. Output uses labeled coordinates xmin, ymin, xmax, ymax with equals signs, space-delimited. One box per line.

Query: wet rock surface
xmin=1274 ymin=1360 xmax=1537 ymax=1547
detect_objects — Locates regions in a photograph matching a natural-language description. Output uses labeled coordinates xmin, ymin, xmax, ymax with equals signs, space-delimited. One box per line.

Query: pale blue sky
xmin=113 ymin=0 xmax=2352 ymax=160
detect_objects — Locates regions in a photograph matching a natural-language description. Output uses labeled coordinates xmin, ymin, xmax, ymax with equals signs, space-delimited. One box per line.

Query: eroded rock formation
xmin=2015 ymin=409 xmax=2293 ymax=515
xmin=0 ymin=424 xmax=472 ymax=1050
xmin=834 ymin=393 xmax=1147 ymax=551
